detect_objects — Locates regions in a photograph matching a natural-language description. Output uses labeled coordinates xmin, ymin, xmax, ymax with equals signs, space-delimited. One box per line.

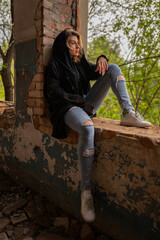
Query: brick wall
xmin=26 ymin=0 xmax=79 ymax=136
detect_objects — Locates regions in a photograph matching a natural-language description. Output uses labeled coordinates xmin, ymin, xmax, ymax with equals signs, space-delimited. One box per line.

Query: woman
xmin=44 ymin=28 xmax=151 ymax=223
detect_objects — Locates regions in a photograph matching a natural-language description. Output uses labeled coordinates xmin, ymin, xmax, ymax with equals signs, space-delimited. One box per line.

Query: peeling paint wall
xmin=0 ymin=1 xmax=160 ymax=240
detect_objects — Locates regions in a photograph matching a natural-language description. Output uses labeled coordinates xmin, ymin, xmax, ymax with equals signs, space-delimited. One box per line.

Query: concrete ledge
xmin=0 ymin=115 xmax=160 ymax=240
xmin=64 ymin=117 xmax=160 ymax=146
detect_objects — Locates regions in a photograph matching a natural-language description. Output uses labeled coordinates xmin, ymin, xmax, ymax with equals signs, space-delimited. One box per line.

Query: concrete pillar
xmin=79 ymin=0 xmax=88 ymax=55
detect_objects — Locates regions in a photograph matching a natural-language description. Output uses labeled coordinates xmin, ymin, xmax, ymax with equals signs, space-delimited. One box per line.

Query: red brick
xmin=33 ymin=116 xmax=40 ymax=129
xmin=61 ymin=5 xmax=72 ymax=15
xmin=43 ymin=20 xmax=55 ymax=29
xmin=43 ymin=36 xmax=54 ymax=46
xmin=36 ymin=98 xmax=45 ymax=107
xmin=29 ymin=81 xmax=36 ymax=90
xmin=27 ymin=98 xmax=36 ymax=107
xmin=68 ymin=0 xmax=73 ymax=6
xmin=28 ymin=90 xmax=44 ymax=98
xmin=32 ymin=74 xmax=44 ymax=82
xmin=44 ymin=0 xmax=54 ymax=9
xmin=37 ymin=65 xmax=44 ymax=73
xmin=39 ymin=117 xmax=52 ymax=127
xmin=39 ymin=125 xmax=52 ymax=135
xmin=33 ymin=107 xmax=44 ymax=115
xmin=44 ymin=28 xmax=54 ymax=38
xmin=62 ymin=14 xmax=65 ymax=23
xmin=43 ymin=8 xmax=54 ymax=20
xmin=36 ymin=82 xmax=44 ymax=90
xmin=55 ymin=23 xmax=62 ymax=31
xmin=56 ymin=0 xmax=66 ymax=4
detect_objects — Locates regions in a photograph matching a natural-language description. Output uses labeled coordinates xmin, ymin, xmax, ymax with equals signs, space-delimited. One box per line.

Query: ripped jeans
xmin=64 ymin=64 xmax=134 ymax=190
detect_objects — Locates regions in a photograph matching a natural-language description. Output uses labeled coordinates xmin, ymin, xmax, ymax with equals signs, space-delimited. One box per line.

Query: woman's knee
xmin=110 ymin=63 xmax=121 ymax=72
xmin=78 ymin=120 xmax=94 ymax=137
xmin=109 ymin=64 xmax=125 ymax=83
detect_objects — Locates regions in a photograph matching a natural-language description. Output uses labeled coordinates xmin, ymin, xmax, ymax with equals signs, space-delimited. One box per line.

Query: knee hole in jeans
xmin=82 ymin=120 xmax=93 ymax=126
xmin=117 ymin=75 xmax=125 ymax=81
xmin=82 ymin=148 xmax=95 ymax=157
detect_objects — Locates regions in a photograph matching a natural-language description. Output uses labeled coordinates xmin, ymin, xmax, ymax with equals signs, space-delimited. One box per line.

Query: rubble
xmin=0 ymin=171 xmax=112 ymax=240
xmin=0 ymin=232 xmax=9 ymax=240
xmin=2 ymin=198 xmax=27 ymax=216
xmin=0 ymin=219 xmax=10 ymax=232
xmin=80 ymin=224 xmax=95 ymax=240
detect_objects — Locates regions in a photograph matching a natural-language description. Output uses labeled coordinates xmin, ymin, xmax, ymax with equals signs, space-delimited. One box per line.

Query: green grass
xmin=0 ymin=75 xmax=5 ymax=101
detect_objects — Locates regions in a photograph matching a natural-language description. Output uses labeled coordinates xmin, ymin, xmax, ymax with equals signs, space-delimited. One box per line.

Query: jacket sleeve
xmin=83 ymin=54 xmax=109 ymax=80
xmin=44 ymin=63 xmax=85 ymax=105
xmin=96 ymin=55 xmax=109 ymax=63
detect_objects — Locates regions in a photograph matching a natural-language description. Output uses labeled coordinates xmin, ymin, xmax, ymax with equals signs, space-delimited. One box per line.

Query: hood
xmin=52 ymin=29 xmax=88 ymax=95
xmin=52 ymin=28 xmax=75 ymax=72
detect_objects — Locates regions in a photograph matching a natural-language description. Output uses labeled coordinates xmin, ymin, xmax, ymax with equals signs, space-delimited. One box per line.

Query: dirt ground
xmin=0 ymin=171 xmax=111 ymax=240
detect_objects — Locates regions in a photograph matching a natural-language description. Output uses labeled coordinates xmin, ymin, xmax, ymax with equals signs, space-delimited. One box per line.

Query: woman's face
xmin=68 ymin=36 xmax=80 ymax=58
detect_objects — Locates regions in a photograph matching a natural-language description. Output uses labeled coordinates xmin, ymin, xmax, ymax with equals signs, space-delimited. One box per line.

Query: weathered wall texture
xmin=0 ymin=1 xmax=160 ymax=240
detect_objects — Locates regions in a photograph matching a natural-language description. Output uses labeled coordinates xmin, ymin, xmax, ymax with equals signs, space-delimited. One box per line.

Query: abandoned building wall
xmin=0 ymin=0 xmax=160 ymax=240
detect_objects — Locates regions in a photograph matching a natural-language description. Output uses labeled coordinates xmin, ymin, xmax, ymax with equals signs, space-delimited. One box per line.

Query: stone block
xmin=0 ymin=218 xmax=10 ymax=231
xmin=0 ymin=232 xmax=8 ymax=240
xmin=10 ymin=212 xmax=28 ymax=225
xmin=54 ymin=217 xmax=69 ymax=230
xmin=2 ymin=198 xmax=27 ymax=216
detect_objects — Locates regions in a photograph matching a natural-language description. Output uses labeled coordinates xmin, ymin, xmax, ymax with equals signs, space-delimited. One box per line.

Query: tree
xmin=0 ymin=0 xmax=14 ymax=101
xmin=88 ymin=0 xmax=160 ymax=125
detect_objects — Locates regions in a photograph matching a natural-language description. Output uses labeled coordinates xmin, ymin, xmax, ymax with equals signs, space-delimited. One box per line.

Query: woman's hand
xmin=95 ymin=57 xmax=108 ymax=76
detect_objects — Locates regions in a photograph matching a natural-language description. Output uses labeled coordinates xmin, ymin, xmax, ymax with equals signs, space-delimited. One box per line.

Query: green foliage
xmin=0 ymin=75 xmax=5 ymax=100
xmin=0 ymin=63 xmax=7 ymax=71
xmin=0 ymin=0 xmax=12 ymax=48
xmin=88 ymin=35 xmax=123 ymax=65
xmin=88 ymin=0 xmax=160 ymax=126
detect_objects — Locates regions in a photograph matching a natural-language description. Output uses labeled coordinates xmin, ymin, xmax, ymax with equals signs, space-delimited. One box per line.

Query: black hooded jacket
xmin=44 ymin=29 xmax=108 ymax=139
